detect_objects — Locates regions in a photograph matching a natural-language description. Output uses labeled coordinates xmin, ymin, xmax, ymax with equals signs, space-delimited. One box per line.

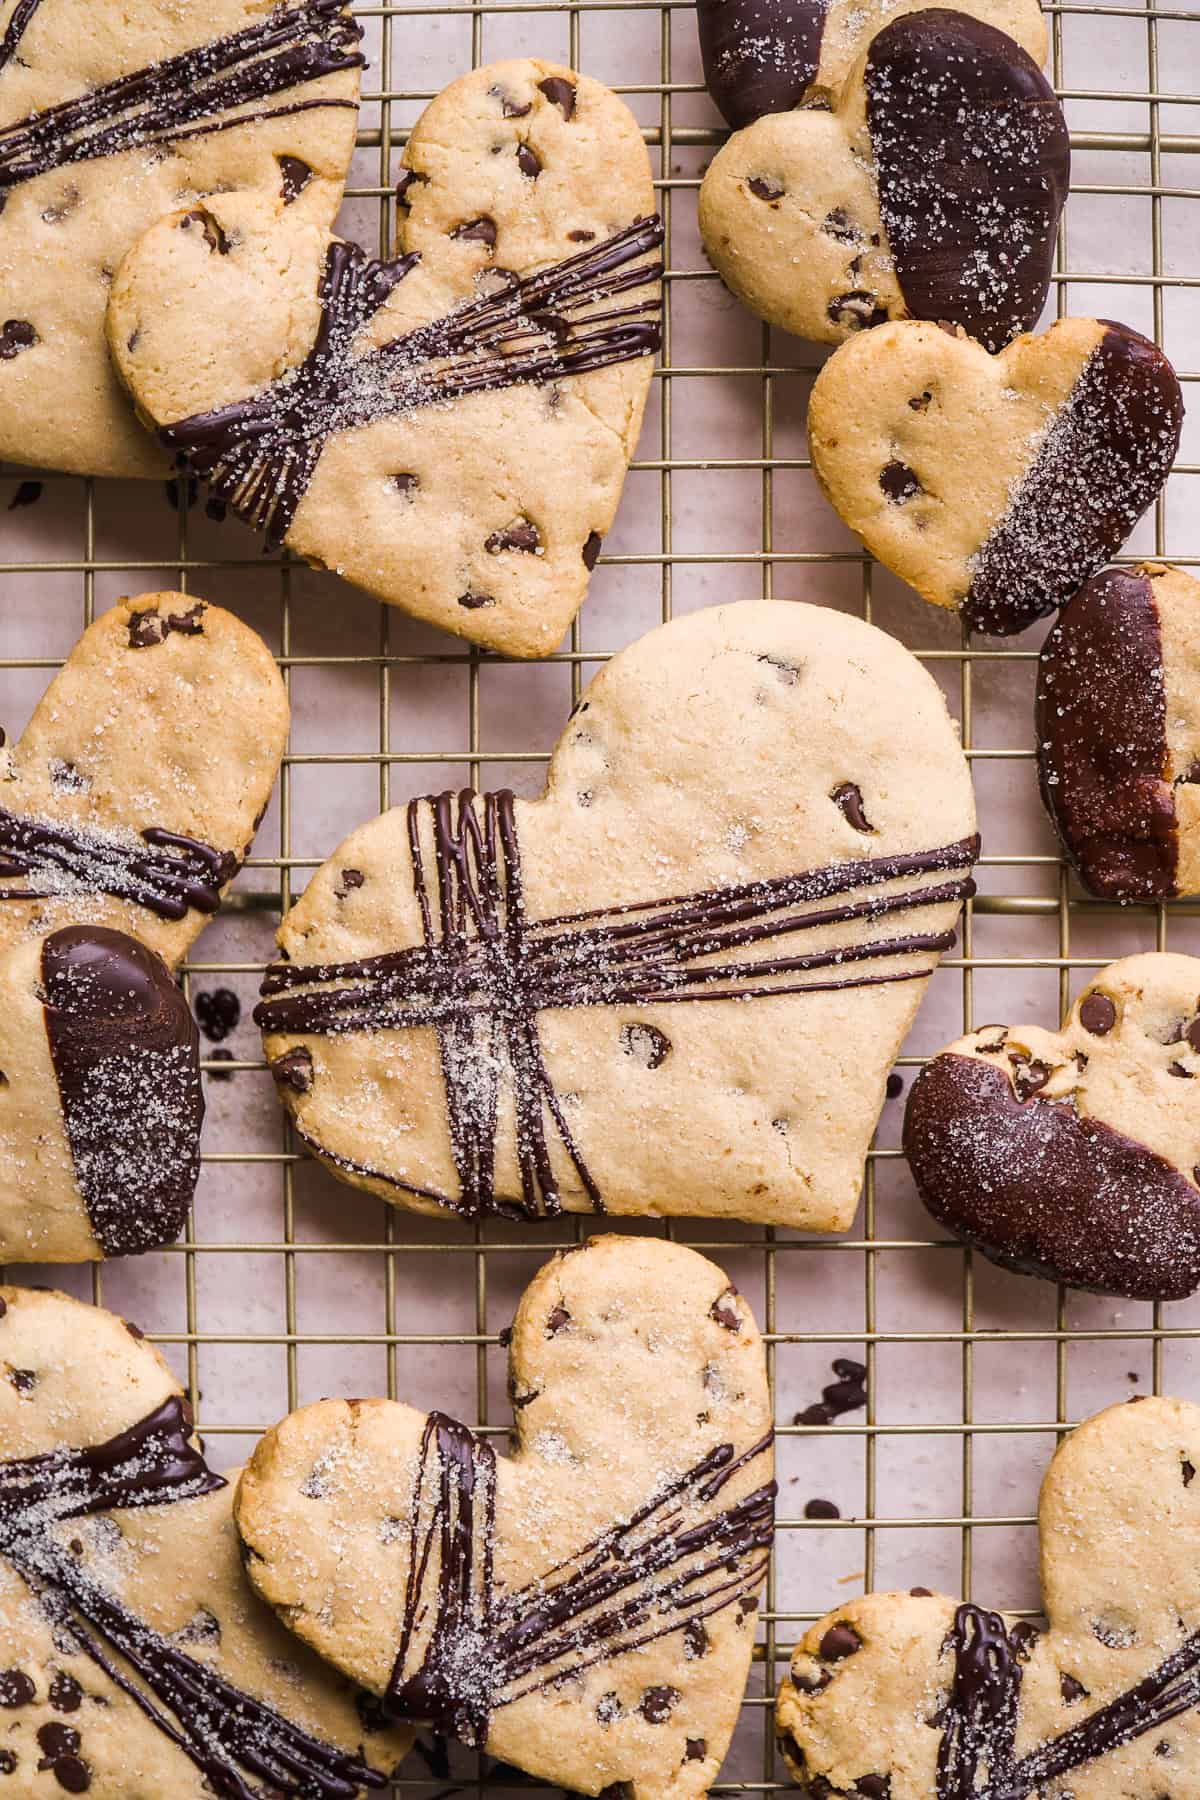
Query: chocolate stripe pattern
xmin=0 ymin=1 xmax=363 ymax=199
xmin=255 ymin=789 xmax=978 ymax=1219
xmin=160 ymin=217 xmax=666 ymax=548
xmin=0 ymin=807 xmax=239 ymax=920
xmin=0 ymin=1397 xmax=386 ymax=1799
xmin=386 ymin=1410 xmax=775 ymax=1749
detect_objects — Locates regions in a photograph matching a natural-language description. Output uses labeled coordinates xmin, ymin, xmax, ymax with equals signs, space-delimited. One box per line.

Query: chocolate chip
xmin=832 ymin=781 xmax=873 ymax=832
xmin=1187 ymin=1018 xmax=1200 ymax=1055
xmin=886 ymin=1072 xmax=904 ymax=1100
xmin=48 ymin=1675 xmax=82 ymax=1714
xmin=490 ymin=84 xmax=531 ymax=117
xmin=9 ymin=1370 xmax=35 ymax=1393
xmin=49 ymin=759 xmax=86 ymax=793
xmin=710 ymin=1290 xmax=741 ymax=1332
xmin=683 ymin=1618 xmax=709 ymax=1659
xmin=451 ymin=217 xmax=497 ymax=247
xmin=827 ymin=293 xmax=887 ymax=331
xmin=395 ymin=169 xmax=427 ymax=210
xmin=0 ymin=1300 xmax=6 ymax=1320
xmin=685 ymin=1740 xmax=707 ymax=1763
xmin=180 ymin=209 xmax=229 ymax=255
xmin=498 ymin=1325 xmax=513 ymax=1347
xmin=8 ymin=480 xmax=41 ymax=511
xmin=37 ymin=1725 xmax=80 ymax=1760
xmin=1060 ymin=1673 xmax=1088 ymax=1703
xmin=516 ymin=143 xmax=542 ymax=178
xmin=270 ymin=1047 xmax=313 ymax=1095
xmin=567 ymin=228 xmax=595 ymax=242
xmin=0 ymin=1750 xmax=15 ymax=1774
xmin=791 ymin=1668 xmax=832 ymax=1695
xmin=0 ymin=1672 xmax=34 ymax=1708
xmin=879 ymin=461 xmax=922 ymax=503
xmin=545 ymin=1305 xmax=571 ymax=1336
xmin=1009 ymin=1054 xmax=1051 ymax=1101
xmin=909 ymin=1587 xmax=933 ymax=1597
xmin=458 ymin=590 xmax=496 ymax=610
xmin=908 ymin=391 xmax=933 ymax=412
xmin=173 ymin=1608 xmax=220 ymax=1646
xmin=278 ymin=155 xmax=313 ymax=204
xmin=823 ymin=207 xmax=861 ymax=243
xmin=1079 ymin=992 xmax=1117 ymax=1036
xmin=336 ymin=868 xmax=365 ymax=897
xmin=855 ymin=1780 xmax=890 ymax=1799
xmin=538 ymin=76 xmax=576 ymax=118
xmin=0 ymin=320 xmax=37 ymax=359
xmin=748 ymin=175 xmax=784 ymax=201
xmin=640 ymin=1686 xmax=680 ymax=1723
xmin=485 ymin=520 xmax=541 ymax=555
xmin=49 ymin=1757 xmax=90 ymax=1794
xmin=819 ymin=1623 xmax=862 ymax=1661
xmin=620 ymin=1021 xmax=671 ymax=1068
xmin=1183 ymin=1459 xmax=1196 ymax=1487
xmin=194 ymin=988 xmax=240 ymax=1044
xmin=582 ymin=531 xmax=603 ymax=570
xmin=391 ymin=472 xmax=419 ymax=497
xmin=1168 ymin=1061 xmax=1192 ymax=1079
xmin=805 ymin=1497 xmax=840 ymax=1519
xmin=1010 ymin=1620 xmax=1044 ymax=1660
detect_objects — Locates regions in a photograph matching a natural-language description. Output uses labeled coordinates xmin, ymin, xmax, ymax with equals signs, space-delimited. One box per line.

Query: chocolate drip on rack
xmin=255 ymin=790 xmax=976 ymax=1219
xmin=386 ymin=1410 xmax=774 ymax=1749
xmin=0 ymin=805 xmax=239 ymax=920
xmin=160 ymin=217 xmax=665 ymax=548
xmin=0 ymin=1395 xmax=386 ymax=1799
xmin=0 ymin=1 xmax=362 ymax=193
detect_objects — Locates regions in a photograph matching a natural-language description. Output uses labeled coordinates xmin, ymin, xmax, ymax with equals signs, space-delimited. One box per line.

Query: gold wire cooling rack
xmin=3 ymin=0 xmax=1200 ymax=1792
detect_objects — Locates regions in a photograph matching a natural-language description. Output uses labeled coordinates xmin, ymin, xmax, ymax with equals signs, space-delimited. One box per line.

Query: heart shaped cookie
xmin=252 ymin=600 xmax=977 ymax=1229
xmin=697 ymin=0 xmax=1045 ymax=126
xmin=777 ymin=1395 xmax=1200 ymax=1798
xmin=235 ymin=1236 xmax=774 ymax=1799
xmin=0 ymin=0 xmax=361 ymax=476
xmin=0 ymin=1283 xmax=410 ymax=1796
xmin=903 ymin=953 xmax=1200 ymax=1299
xmin=699 ymin=9 xmax=1067 ymax=351
xmin=808 ymin=317 xmax=1184 ymax=634
xmin=1037 ymin=564 xmax=1200 ymax=900
xmin=107 ymin=62 xmax=662 ymax=658
xmin=0 ymin=592 xmax=288 ymax=970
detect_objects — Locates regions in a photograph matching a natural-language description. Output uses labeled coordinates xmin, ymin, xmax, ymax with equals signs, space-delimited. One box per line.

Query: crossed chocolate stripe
xmin=255 ymin=788 xmax=978 ymax=1219
xmin=0 ymin=1395 xmax=387 ymax=1799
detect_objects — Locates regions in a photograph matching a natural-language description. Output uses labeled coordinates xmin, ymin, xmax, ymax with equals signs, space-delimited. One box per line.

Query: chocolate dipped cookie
xmin=1037 ymin=564 xmax=1200 ymax=899
xmin=777 ymin=1396 xmax=1200 ymax=1798
xmin=107 ymin=62 xmax=662 ymax=657
xmin=0 ymin=0 xmax=361 ymax=477
xmin=807 ymin=317 xmax=1183 ymax=634
xmin=253 ymin=600 xmax=977 ymax=1229
xmin=235 ymin=1236 xmax=774 ymax=1800
xmin=903 ymin=954 xmax=1200 ymax=1299
xmin=699 ymin=9 xmax=1067 ymax=352
xmin=0 ymin=1284 xmax=410 ymax=1795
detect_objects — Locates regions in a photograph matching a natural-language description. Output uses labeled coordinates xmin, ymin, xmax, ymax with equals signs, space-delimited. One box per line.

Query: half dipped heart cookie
xmin=777 ymin=1396 xmax=1200 ymax=1798
xmin=0 ymin=0 xmax=362 ymax=476
xmin=1037 ymin=564 xmax=1200 ymax=899
xmin=699 ymin=9 xmax=1067 ymax=350
xmin=108 ymin=61 xmax=662 ymax=657
xmin=235 ymin=1236 xmax=773 ymax=1799
xmin=903 ymin=953 xmax=1200 ymax=1299
xmin=0 ymin=1284 xmax=409 ymax=1795
xmin=253 ymin=600 xmax=977 ymax=1229
xmin=808 ymin=317 xmax=1183 ymax=633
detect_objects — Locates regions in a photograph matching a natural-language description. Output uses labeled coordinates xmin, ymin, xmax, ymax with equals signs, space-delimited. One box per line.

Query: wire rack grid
xmin=2 ymin=0 xmax=1200 ymax=1792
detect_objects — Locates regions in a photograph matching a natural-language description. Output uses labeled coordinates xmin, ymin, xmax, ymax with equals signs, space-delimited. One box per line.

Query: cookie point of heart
xmin=107 ymin=59 xmax=664 ymax=656
xmin=808 ymin=315 xmax=1183 ymax=635
xmin=254 ymin=598 xmax=977 ymax=1230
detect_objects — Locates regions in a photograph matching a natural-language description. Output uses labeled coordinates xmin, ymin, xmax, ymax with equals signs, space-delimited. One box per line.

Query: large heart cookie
xmin=0 ymin=0 xmax=361 ymax=476
xmin=776 ymin=1395 xmax=1200 ymax=1798
xmin=1037 ymin=564 xmax=1200 ymax=899
xmin=903 ymin=953 xmax=1200 ymax=1299
xmin=252 ymin=600 xmax=977 ymax=1229
xmin=0 ymin=592 xmax=288 ymax=969
xmin=0 ymin=1284 xmax=409 ymax=1795
xmin=697 ymin=0 xmax=1045 ymax=126
xmin=808 ymin=317 xmax=1184 ymax=634
xmin=235 ymin=1236 xmax=774 ymax=1799
xmin=107 ymin=62 xmax=662 ymax=658
xmin=699 ymin=9 xmax=1067 ymax=352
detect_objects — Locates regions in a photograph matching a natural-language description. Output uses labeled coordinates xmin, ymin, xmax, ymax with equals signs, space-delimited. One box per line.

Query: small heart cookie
xmin=699 ymin=9 xmax=1067 ymax=352
xmin=1037 ymin=564 xmax=1200 ymax=900
xmin=108 ymin=62 xmax=662 ymax=657
xmin=0 ymin=1284 xmax=409 ymax=1795
xmin=808 ymin=317 xmax=1183 ymax=634
xmin=777 ymin=1396 xmax=1200 ymax=1798
xmin=252 ymin=600 xmax=977 ymax=1229
xmin=697 ymin=0 xmax=1045 ymax=126
xmin=235 ymin=1236 xmax=773 ymax=1799
xmin=0 ymin=593 xmax=288 ymax=969
xmin=903 ymin=953 xmax=1200 ymax=1299
xmin=0 ymin=0 xmax=361 ymax=476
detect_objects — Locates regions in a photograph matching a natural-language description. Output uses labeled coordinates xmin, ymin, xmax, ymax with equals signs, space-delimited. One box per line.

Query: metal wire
xmin=2 ymin=0 xmax=1199 ymax=1792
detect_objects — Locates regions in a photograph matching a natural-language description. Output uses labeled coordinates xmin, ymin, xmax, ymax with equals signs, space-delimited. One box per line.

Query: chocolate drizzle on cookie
xmin=0 ymin=1 xmax=362 ymax=197
xmin=0 ymin=1394 xmax=386 ymax=1798
xmin=0 ymin=806 xmax=238 ymax=920
xmin=159 ymin=217 xmax=665 ymax=549
xmin=865 ymin=12 xmax=1070 ymax=355
xmin=696 ymin=0 xmax=826 ymax=128
xmin=964 ymin=324 xmax=1184 ymax=635
xmin=41 ymin=927 xmax=203 ymax=1256
xmin=386 ymin=1410 xmax=775 ymax=1748
xmin=255 ymin=790 xmax=977 ymax=1219
xmin=1036 ymin=568 xmax=1177 ymax=898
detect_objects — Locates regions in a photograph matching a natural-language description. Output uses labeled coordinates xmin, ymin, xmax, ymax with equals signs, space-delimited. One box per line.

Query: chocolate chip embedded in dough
xmin=336 ymin=868 xmax=365 ymax=897
xmin=490 ymin=83 xmax=532 ymax=118
xmin=683 ymin=1618 xmax=710 ymax=1658
xmin=545 ymin=1304 xmax=571 ymax=1336
xmin=831 ymin=782 xmax=873 ymax=833
xmin=639 ymin=1686 xmax=680 ymax=1723
xmin=791 ymin=1666 xmax=833 ymax=1695
xmin=0 ymin=320 xmax=38 ymax=359
xmin=0 ymin=1671 xmax=35 ymax=1707
xmin=485 ymin=520 xmax=542 ymax=555
xmin=823 ymin=208 xmax=862 ymax=244
xmin=1079 ymin=992 xmax=1117 ymax=1036
xmin=516 ymin=143 xmax=542 ymax=179
xmin=270 ymin=1047 xmax=314 ymax=1095
xmin=278 ymin=155 xmax=313 ymax=204
xmin=854 ymin=1779 xmax=890 ymax=1799
xmin=391 ymin=472 xmax=419 ymax=497
xmin=908 ymin=391 xmax=932 ymax=412
xmin=819 ymin=1622 xmax=862 ymax=1661
xmin=748 ymin=175 xmax=785 ymax=202
xmin=567 ymin=229 xmax=595 ymax=243
xmin=179 ymin=209 xmax=229 ymax=255
xmin=1184 ymin=1458 xmax=1196 ymax=1486
xmin=1060 ymin=1673 xmax=1089 ymax=1703
xmin=48 ymin=1674 xmax=83 ymax=1714
xmin=8 ymin=1369 xmax=35 ymax=1393
xmin=879 ymin=461 xmax=922 ymax=504
xmin=582 ymin=531 xmax=603 ymax=570
xmin=451 ymin=216 xmax=498 ymax=247
xmin=1009 ymin=1054 xmax=1051 ymax=1101
xmin=538 ymin=76 xmax=577 ymax=118
xmin=620 ymin=1021 xmax=671 ymax=1069
xmin=395 ymin=169 xmax=427 ymax=210
xmin=827 ymin=293 xmax=887 ymax=331
xmin=458 ymin=590 xmax=496 ymax=611
xmin=0 ymin=1749 xmax=15 ymax=1774
xmin=685 ymin=1740 xmax=707 ymax=1762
